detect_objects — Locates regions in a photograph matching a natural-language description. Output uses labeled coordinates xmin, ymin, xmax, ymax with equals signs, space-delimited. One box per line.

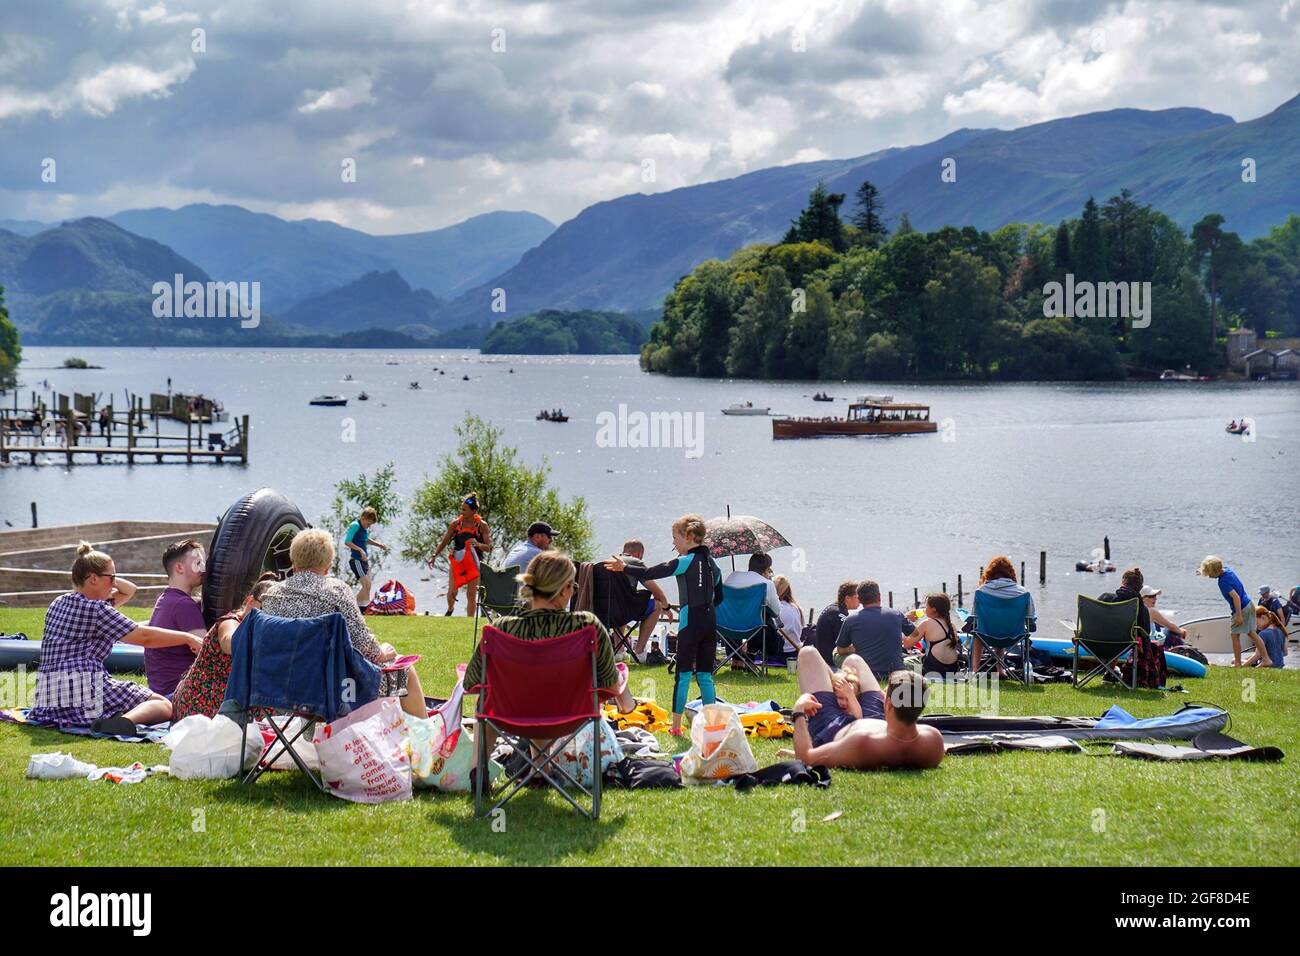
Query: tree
xmin=1073 ymin=198 xmax=1106 ymax=283
xmin=1191 ymin=214 xmax=1234 ymax=345
xmin=402 ymin=415 xmax=594 ymax=569
xmin=862 ymin=331 xmax=904 ymax=378
xmin=850 ymin=179 xmax=888 ymax=248
xmin=1053 ymin=221 xmax=1072 ymax=274
xmin=782 ymin=279 xmax=833 ymax=379
xmin=320 ymin=463 xmax=402 ymax=575
xmin=783 ymin=181 xmax=847 ymax=252
xmin=895 ymin=212 xmax=915 ymax=236
xmin=0 ymin=285 xmax=18 ymax=388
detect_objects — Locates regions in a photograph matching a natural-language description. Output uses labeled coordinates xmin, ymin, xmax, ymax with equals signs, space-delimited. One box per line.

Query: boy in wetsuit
xmin=605 ymin=514 xmax=722 ymax=735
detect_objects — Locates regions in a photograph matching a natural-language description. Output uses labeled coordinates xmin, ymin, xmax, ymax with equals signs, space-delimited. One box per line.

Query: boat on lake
xmin=1160 ymin=369 xmax=1210 ymax=382
xmin=772 ymin=397 xmax=936 ymax=439
xmin=538 ymin=409 xmax=569 ymax=422
xmin=721 ymin=402 xmax=769 ymax=416
xmin=358 ymin=391 xmax=370 ymax=401
xmin=309 ymin=395 xmax=348 ymax=407
xmin=811 ymin=392 xmax=834 ymax=402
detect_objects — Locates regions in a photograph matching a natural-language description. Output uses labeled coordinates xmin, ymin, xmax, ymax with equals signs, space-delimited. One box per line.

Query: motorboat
xmin=309 ymin=395 xmax=348 ymax=407
xmin=721 ymin=402 xmax=770 ymax=416
xmin=773 ymin=398 xmax=935 ymax=438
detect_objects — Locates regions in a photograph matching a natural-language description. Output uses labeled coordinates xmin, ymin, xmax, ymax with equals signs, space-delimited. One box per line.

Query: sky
xmin=1 ymin=0 xmax=1297 ymax=235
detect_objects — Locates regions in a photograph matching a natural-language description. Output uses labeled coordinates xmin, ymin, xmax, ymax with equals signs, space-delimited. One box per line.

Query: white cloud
xmin=299 ymin=75 xmax=376 ymax=113
xmin=75 ymin=59 xmax=196 ymax=116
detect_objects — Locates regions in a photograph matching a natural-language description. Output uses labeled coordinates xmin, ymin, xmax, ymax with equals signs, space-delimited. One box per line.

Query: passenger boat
xmin=721 ymin=402 xmax=770 ymax=416
xmin=309 ymin=395 xmax=348 ymax=407
xmin=772 ymin=397 xmax=936 ymax=439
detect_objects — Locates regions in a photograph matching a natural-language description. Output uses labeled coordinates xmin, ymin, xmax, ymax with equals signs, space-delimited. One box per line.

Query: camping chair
xmin=970 ymin=589 xmax=1034 ymax=686
xmin=220 ymin=609 xmax=381 ymax=791
xmin=591 ymin=561 xmax=655 ymax=659
xmin=1073 ymin=595 xmax=1143 ymax=689
xmin=478 ymin=563 xmax=522 ymax=621
xmin=715 ymin=583 xmax=774 ymax=677
xmin=471 ymin=624 xmax=615 ymax=821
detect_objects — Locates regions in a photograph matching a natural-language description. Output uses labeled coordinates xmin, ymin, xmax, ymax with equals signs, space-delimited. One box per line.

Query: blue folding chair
xmin=714 ymin=583 xmax=773 ymax=677
xmin=970 ymin=589 xmax=1035 ymax=685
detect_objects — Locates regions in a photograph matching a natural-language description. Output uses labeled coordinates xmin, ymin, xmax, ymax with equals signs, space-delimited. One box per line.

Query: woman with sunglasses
xmin=1139 ymin=585 xmax=1189 ymax=646
xmin=28 ymin=543 xmax=203 ymax=736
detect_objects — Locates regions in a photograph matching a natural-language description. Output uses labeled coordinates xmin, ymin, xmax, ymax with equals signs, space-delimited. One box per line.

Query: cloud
xmin=299 ymin=75 xmax=376 ymax=113
xmin=0 ymin=0 xmax=1296 ymax=233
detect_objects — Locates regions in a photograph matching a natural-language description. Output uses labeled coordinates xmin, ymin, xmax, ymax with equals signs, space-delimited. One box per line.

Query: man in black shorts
xmin=791 ymin=645 xmax=944 ymax=770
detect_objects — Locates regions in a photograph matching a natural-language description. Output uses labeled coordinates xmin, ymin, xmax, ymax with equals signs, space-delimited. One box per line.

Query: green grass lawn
xmin=2 ymin=607 xmax=1296 ymax=866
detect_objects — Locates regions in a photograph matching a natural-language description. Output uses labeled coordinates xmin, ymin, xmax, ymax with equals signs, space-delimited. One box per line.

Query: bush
xmin=62 ymin=357 xmax=90 ymax=369
xmin=401 ymin=415 xmax=594 ymax=570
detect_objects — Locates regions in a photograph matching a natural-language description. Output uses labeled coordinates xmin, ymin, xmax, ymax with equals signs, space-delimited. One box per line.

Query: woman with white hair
xmin=260 ymin=528 xmax=428 ymax=716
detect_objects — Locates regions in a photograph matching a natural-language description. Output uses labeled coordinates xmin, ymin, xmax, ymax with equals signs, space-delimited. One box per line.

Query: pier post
xmin=240 ymin=414 xmax=249 ymax=463
xmin=942 ymin=581 xmax=947 ymax=596
xmin=31 ymin=501 xmax=37 ymax=528
xmin=1020 ymin=561 xmax=1026 ymax=584
xmin=913 ymin=587 xmax=919 ymax=608
xmin=957 ymin=574 xmax=963 ymax=606
xmin=126 ymin=409 xmax=135 ymax=466
xmin=64 ymin=408 xmax=74 ymax=467
xmin=106 ymin=403 xmax=112 ymax=447
xmin=1103 ymin=536 xmax=1110 ymax=560
xmin=186 ymin=415 xmax=193 ymax=464
xmin=888 ymin=591 xmax=893 ymax=608
xmin=1039 ymin=551 xmax=1046 ymax=584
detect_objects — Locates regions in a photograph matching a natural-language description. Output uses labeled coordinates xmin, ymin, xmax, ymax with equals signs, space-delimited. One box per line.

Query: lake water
xmin=4 ymin=346 xmax=1298 ymax=639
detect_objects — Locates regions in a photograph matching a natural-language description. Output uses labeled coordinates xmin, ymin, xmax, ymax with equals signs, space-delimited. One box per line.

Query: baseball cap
xmin=528 ymin=521 xmax=558 ymax=538
xmin=1139 ymin=586 xmax=1161 ymax=598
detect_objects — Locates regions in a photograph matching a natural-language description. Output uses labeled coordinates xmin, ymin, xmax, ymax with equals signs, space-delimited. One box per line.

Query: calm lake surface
xmin=4 ymin=346 xmax=1298 ymax=635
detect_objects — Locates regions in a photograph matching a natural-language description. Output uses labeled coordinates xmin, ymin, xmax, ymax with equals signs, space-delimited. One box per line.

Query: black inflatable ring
xmin=202 ymin=488 xmax=307 ymax=625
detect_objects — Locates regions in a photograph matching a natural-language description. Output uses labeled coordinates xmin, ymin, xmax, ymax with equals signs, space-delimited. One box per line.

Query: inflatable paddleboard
xmin=1032 ymin=635 xmax=1207 ymax=678
xmin=0 ymin=638 xmax=146 ymax=673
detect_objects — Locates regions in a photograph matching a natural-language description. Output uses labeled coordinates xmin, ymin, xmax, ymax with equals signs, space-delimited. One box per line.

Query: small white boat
xmin=309 ymin=394 xmax=348 ymax=407
xmin=1180 ymin=615 xmax=1300 ymax=655
xmin=722 ymin=402 xmax=770 ymax=416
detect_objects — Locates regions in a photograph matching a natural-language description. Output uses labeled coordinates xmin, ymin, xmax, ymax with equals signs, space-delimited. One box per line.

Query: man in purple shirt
xmin=146 ymin=539 xmax=208 ymax=695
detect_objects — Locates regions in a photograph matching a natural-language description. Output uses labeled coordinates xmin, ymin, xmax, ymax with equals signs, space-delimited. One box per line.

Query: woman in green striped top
xmin=464 ymin=551 xmax=636 ymax=713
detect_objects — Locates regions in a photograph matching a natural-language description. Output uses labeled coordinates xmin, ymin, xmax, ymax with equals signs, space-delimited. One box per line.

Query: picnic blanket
xmin=1 ymin=708 xmax=170 ymax=743
xmin=684 ymin=697 xmax=793 ymax=738
xmin=604 ymin=699 xmax=672 ymax=733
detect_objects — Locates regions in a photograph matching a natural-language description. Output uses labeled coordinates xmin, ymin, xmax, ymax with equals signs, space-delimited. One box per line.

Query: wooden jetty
xmin=0 ymin=388 xmax=248 ymax=465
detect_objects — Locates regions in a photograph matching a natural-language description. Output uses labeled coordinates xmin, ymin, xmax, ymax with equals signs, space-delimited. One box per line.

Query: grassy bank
xmin=2 ymin=607 xmax=1296 ymax=867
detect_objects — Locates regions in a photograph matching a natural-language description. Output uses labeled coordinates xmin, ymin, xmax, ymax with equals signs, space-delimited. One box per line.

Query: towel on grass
xmin=1 ymin=708 xmax=170 ymax=743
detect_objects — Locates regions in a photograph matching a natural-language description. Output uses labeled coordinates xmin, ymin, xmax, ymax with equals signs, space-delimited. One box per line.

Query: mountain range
xmin=2 ymin=93 xmax=1297 ymax=346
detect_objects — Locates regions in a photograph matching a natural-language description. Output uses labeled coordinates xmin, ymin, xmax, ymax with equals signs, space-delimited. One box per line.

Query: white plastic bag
xmin=313 ymin=696 xmax=411 ymax=803
xmin=163 ymin=715 xmax=263 ymax=780
xmin=679 ymin=704 xmax=757 ymax=783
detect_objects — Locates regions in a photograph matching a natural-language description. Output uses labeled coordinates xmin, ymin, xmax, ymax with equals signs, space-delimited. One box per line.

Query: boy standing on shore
xmin=345 ymin=507 xmax=388 ymax=607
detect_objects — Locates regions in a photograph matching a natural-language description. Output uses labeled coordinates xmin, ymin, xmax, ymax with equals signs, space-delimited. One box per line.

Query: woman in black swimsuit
xmin=907 ymin=592 xmax=964 ymax=677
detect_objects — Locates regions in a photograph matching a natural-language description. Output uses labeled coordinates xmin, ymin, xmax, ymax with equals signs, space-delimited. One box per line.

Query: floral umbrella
xmin=703 ymin=515 xmax=792 ymax=558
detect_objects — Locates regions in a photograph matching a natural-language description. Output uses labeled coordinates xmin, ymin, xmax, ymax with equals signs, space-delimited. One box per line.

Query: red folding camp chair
xmin=471 ymin=624 xmax=616 ymax=820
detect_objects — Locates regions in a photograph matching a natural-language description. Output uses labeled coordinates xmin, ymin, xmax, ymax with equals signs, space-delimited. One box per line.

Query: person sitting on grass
xmin=344 ymin=506 xmax=389 ymax=608
xmin=1198 ymin=555 xmax=1271 ymax=667
xmin=813 ymin=580 xmax=860 ymax=667
xmin=790 ymin=645 xmax=944 ymax=770
xmin=145 ymin=538 xmax=209 ymax=698
xmin=171 ymin=573 xmax=280 ymax=722
xmin=28 ymin=543 xmax=204 ymax=736
xmin=1255 ymin=606 xmax=1287 ymax=669
xmin=906 ymin=592 xmax=963 ymax=677
xmin=834 ymin=579 xmax=915 ymax=679
xmin=259 ymin=529 xmax=428 ymax=718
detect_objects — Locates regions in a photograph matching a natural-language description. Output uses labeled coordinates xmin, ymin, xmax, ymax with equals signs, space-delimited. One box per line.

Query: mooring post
xmin=64 ymin=408 xmax=74 ymax=467
xmin=1103 ymin=536 xmax=1110 ymax=560
xmin=31 ymin=501 xmax=37 ymax=528
xmin=957 ymin=574 xmax=963 ymax=606
xmin=1040 ymin=551 xmax=1047 ymax=584
xmin=1020 ymin=561 xmax=1026 ymax=584
xmin=186 ymin=415 xmax=193 ymax=464
xmin=942 ymin=581 xmax=947 ymax=596
xmin=126 ymin=410 xmax=135 ymax=466
xmin=888 ymin=591 xmax=893 ymax=608
xmin=241 ymin=414 xmax=249 ymax=463
xmin=913 ymin=587 xmax=919 ymax=608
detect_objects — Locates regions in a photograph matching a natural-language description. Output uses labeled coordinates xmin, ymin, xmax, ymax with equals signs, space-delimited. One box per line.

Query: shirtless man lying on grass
xmin=791 ymin=645 xmax=944 ymax=770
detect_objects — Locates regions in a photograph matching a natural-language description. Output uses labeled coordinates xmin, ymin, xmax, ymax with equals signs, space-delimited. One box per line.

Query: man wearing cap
xmin=503 ymin=521 xmax=557 ymax=572
xmin=1259 ymin=586 xmax=1291 ymax=627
